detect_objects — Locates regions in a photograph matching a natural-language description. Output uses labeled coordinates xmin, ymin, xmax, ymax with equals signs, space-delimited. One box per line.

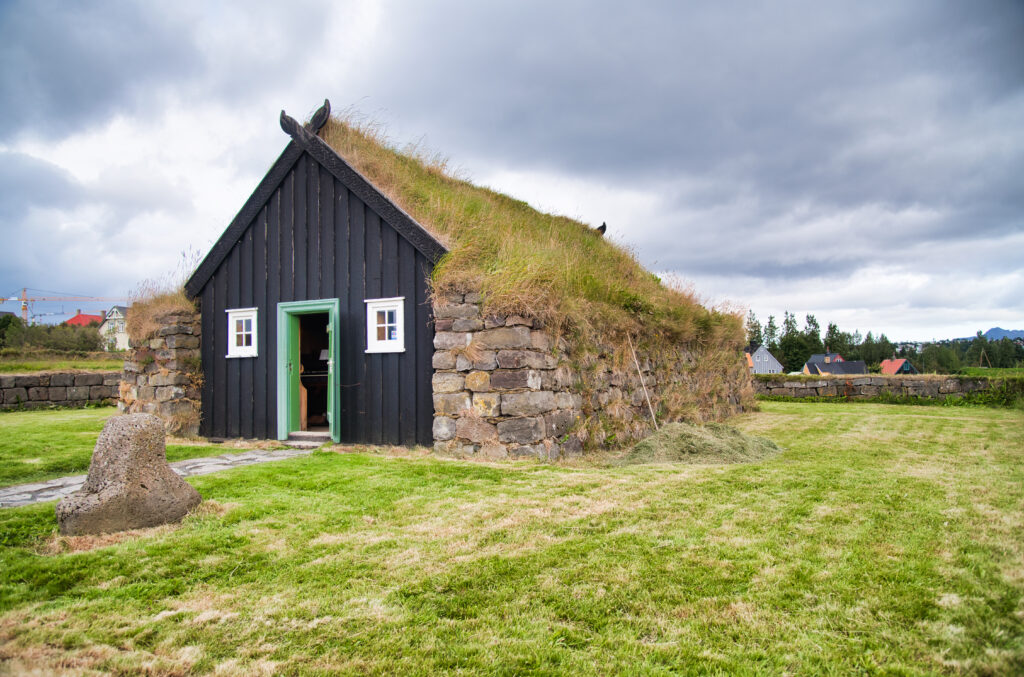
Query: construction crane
xmin=2 ymin=288 xmax=127 ymax=324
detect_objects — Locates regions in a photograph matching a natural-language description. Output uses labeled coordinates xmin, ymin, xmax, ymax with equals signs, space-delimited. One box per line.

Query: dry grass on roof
xmin=319 ymin=117 xmax=742 ymax=348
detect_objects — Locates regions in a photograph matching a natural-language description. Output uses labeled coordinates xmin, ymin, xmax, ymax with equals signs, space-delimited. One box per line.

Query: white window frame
xmin=365 ymin=297 xmax=405 ymax=353
xmin=226 ymin=307 xmax=258 ymax=358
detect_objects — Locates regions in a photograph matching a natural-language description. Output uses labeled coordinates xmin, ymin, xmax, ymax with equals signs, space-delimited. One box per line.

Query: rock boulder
xmin=56 ymin=413 xmax=201 ymax=535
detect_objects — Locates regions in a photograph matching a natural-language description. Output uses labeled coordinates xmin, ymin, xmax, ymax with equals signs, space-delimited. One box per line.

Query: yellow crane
xmin=2 ymin=288 xmax=127 ymax=324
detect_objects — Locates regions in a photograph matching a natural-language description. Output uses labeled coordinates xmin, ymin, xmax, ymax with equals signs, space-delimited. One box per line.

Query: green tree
xmin=745 ymin=310 xmax=763 ymax=346
xmin=0 ymin=314 xmax=23 ymax=348
xmin=803 ymin=314 xmax=824 ymax=356
xmin=764 ymin=315 xmax=779 ymax=353
xmin=778 ymin=311 xmax=808 ymax=372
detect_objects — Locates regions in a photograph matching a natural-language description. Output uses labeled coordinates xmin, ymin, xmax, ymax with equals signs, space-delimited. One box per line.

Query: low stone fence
xmin=754 ymin=375 xmax=997 ymax=400
xmin=119 ymin=311 xmax=202 ymax=436
xmin=0 ymin=372 xmax=120 ymax=410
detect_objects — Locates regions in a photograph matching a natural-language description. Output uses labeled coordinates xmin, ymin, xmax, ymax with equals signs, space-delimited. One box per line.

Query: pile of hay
xmin=614 ymin=422 xmax=781 ymax=466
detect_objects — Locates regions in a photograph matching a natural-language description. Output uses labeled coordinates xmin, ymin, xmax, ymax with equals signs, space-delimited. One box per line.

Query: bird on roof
xmin=596 ymin=222 xmax=607 ymax=236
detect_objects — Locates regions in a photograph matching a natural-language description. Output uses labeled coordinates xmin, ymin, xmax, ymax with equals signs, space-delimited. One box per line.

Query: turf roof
xmin=318 ymin=116 xmax=742 ymax=348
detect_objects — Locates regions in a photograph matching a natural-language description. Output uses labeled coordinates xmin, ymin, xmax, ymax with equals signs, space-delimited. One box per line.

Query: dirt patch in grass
xmin=613 ymin=422 xmax=782 ymax=466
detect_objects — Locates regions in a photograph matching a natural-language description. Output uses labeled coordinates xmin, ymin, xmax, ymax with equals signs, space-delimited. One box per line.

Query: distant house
xmin=880 ymin=358 xmax=918 ymax=375
xmin=65 ymin=310 xmax=103 ymax=327
xmin=803 ymin=353 xmax=867 ymax=376
xmin=99 ymin=306 xmax=130 ymax=351
xmin=746 ymin=344 xmax=784 ymax=374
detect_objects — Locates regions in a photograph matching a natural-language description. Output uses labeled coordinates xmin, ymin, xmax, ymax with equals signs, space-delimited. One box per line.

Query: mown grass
xmin=1 ymin=402 xmax=1021 ymax=674
xmin=0 ymin=360 xmax=121 ymax=374
xmin=0 ymin=408 xmax=219 ymax=487
xmin=958 ymin=367 xmax=1024 ymax=378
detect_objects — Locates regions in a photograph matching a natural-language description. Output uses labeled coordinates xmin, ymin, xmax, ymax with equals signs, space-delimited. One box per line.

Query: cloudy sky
xmin=1 ymin=1 xmax=1021 ymax=340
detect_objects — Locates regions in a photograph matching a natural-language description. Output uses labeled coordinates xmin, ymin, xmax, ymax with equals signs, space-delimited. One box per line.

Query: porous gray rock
xmin=55 ymin=413 xmax=201 ymax=535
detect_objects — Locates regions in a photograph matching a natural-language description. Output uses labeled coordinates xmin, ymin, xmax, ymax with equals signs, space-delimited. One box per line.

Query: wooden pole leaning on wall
xmin=627 ymin=333 xmax=659 ymax=431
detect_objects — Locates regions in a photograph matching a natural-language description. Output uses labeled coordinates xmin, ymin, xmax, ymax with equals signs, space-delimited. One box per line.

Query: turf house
xmin=170 ymin=99 xmax=752 ymax=458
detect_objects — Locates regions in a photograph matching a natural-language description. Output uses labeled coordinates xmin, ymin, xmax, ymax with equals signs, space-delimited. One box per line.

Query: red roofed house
xmin=880 ymin=358 xmax=918 ymax=375
xmin=65 ymin=310 xmax=103 ymax=327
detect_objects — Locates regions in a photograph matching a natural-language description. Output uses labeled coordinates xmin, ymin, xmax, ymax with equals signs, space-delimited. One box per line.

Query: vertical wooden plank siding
xmin=348 ymin=195 xmax=367 ymax=441
xmin=397 ymin=238 xmax=417 ymax=445
xmin=364 ymin=210 xmax=383 ymax=444
xmin=252 ymin=206 xmax=268 ymax=439
xmin=239 ymin=228 xmax=254 ymax=439
xmin=292 ymin=158 xmax=307 ymax=300
xmin=198 ymin=152 xmax=435 ymax=445
xmin=200 ymin=284 xmax=215 ymax=437
xmin=333 ymin=182 xmax=351 ymax=441
xmin=266 ymin=190 xmax=281 ymax=436
xmin=305 ymin=158 xmax=320 ymax=299
xmin=320 ymin=169 xmax=335 ymax=300
xmin=381 ymin=227 xmax=399 ymax=445
xmin=225 ymin=246 xmax=241 ymax=438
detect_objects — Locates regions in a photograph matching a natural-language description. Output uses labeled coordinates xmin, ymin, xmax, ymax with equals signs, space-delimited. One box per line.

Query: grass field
xmin=958 ymin=367 xmax=1024 ymax=378
xmin=0 ymin=351 xmax=124 ymax=374
xmin=0 ymin=408 xmax=223 ymax=486
xmin=1 ymin=402 xmax=1022 ymax=674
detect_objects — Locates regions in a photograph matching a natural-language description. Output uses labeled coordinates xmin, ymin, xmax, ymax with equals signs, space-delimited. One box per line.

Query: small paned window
xmin=226 ymin=308 xmax=258 ymax=358
xmin=365 ymin=297 xmax=404 ymax=353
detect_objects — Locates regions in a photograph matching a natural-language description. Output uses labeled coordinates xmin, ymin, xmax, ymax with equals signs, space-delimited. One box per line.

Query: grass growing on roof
xmin=319 ymin=118 xmax=742 ymax=348
xmin=1 ymin=402 xmax=1022 ymax=673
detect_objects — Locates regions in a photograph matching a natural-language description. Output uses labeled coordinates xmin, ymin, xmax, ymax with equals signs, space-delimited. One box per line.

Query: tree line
xmin=745 ymin=311 xmax=1024 ymax=374
xmin=0 ymin=315 xmax=103 ymax=353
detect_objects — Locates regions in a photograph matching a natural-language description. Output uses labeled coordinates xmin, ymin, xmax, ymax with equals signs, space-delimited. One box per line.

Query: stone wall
xmin=754 ymin=375 xmax=996 ymax=400
xmin=0 ymin=372 xmax=120 ymax=410
xmin=431 ymin=293 xmax=748 ymax=459
xmin=118 ymin=311 xmax=202 ymax=436
xmin=431 ymin=292 xmax=583 ymax=460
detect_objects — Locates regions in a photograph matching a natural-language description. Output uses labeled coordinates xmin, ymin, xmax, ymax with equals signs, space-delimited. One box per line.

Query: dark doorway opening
xmin=299 ymin=313 xmax=330 ymax=431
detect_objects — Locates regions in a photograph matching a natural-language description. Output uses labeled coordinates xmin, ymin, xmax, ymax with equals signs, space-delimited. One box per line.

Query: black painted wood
xmin=200 ymin=284 xmax=215 ymax=437
xmin=239 ymin=227 xmax=254 ymax=439
xmin=252 ymin=206 xmax=268 ymax=439
xmin=226 ymin=246 xmax=240 ymax=438
xmin=293 ymin=156 xmax=307 ymax=301
xmin=398 ymin=238 xmax=416 ymax=445
xmin=266 ymin=189 xmax=282 ymax=436
xmin=194 ymin=148 xmax=437 ymax=445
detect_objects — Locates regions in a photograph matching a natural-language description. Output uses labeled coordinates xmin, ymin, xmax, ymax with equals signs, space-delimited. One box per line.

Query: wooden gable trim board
xmin=185 ymin=99 xmax=447 ymax=298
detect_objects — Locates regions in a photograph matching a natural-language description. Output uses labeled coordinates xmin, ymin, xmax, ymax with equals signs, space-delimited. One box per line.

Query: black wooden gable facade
xmin=185 ymin=101 xmax=446 ymax=445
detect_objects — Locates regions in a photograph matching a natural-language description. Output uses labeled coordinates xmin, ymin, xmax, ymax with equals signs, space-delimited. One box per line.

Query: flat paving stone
xmin=0 ymin=446 xmax=315 ymax=509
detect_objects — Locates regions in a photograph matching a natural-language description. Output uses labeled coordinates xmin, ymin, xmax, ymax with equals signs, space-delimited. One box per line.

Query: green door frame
xmin=276 ymin=299 xmax=341 ymax=442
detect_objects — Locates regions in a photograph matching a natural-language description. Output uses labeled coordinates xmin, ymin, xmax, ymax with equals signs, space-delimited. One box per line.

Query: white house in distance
xmin=99 ymin=306 xmax=129 ymax=351
xmin=746 ymin=344 xmax=784 ymax=374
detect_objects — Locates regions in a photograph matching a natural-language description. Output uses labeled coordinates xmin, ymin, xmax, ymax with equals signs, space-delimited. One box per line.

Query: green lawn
xmin=958 ymin=367 xmax=1024 ymax=378
xmin=1 ymin=402 xmax=1022 ymax=674
xmin=0 ymin=359 xmax=123 ymax=374
xmin=0 ymin=408 xmax=218 ymax=486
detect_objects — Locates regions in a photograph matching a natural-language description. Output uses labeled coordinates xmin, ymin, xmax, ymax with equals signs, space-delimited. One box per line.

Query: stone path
xmin=0 ymin=447 xmax=315 ymax=508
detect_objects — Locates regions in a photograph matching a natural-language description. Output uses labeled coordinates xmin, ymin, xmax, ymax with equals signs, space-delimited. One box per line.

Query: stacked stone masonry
xmin=118 ymin=311 xmax=202 ymax=436
xmin=430 ymin=293 xmax=724 ymax=460
xmin=754 ymin=375 xmax=995 ymax=400
xmin=0 ymin=372 xmax=120 ymax=410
